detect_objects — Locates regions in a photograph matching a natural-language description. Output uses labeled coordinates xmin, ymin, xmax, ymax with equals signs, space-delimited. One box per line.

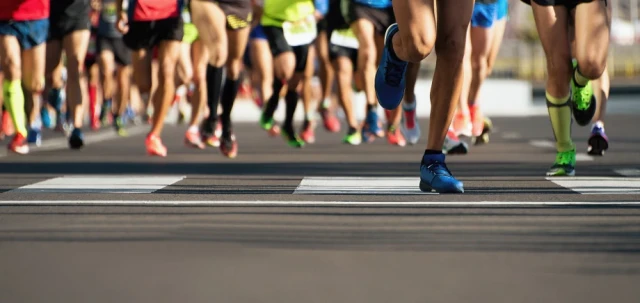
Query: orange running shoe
xmin=386 ymin=125 xmax=406 ymax=147
xmin=469 ymin=104 xmax=484 ymax=137
xmin=320 ymin=108 xmax=340 ymax=133
xmin=185 ymin=129 xmax=205 ymax=149
xmin=220 ymin=133 xmax=238 ymax=158
xmin=8 ymin=132 xmax=29 ymax=155
xmin=300 ymin=121 xmax=315 ymax=144
xmin=145 ymin=134 xmax=167 ymax=157
xmin=452 ymin=111 xmax=472 ymax=137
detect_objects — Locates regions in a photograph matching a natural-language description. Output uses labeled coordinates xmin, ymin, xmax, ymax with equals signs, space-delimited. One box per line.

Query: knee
xmin=434 ymin=31 xmax=466 ymax=61
xmin=471 ymin=53 xmax=488 ymax=73
xmin=358 ymin=44 xmax=377 ymax=65
xmin=26 ymin=77 xmax=45 ymax=94
xmin=209 ymin=46 xmax=228 ymax=67
xmin=225 ymin=59 xmax=242 ymax=80
xmin=275 ymin=55 xmax=295 ymax=81
xmin=576 ymin=56 xmax=606 ymax=80
xmin=2 ymin=56 xmax=21 ymax=80
xmin=400 ymin=31 xmax=435 ymax=62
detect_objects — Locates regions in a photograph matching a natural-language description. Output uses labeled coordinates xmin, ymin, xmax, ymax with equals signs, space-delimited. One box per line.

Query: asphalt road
xmin=1 ymin=115 xmax=639 ymax=303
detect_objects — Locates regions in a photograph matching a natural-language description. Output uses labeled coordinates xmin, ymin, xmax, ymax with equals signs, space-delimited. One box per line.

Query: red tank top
xmin=0 ymin=0 xmax=49 ymax=21
xmin=131 ymin=0 xmax=180 ymax=21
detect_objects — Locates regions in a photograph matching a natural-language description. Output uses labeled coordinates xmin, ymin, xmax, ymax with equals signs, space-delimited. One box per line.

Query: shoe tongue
xmin=423 ymin=152 xmax=445 ymax=164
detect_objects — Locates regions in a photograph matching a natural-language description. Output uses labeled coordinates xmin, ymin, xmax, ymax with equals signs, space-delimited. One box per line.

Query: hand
xmin=117 ymin=12 xmax=129 ymax=34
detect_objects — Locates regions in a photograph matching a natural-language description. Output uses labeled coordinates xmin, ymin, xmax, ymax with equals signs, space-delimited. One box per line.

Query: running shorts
xmin=262 ymin=26 xmax=310 ymax=72
xmin=98 ymin=35 xmax=132 ymax=66
xmin=49 ymin=0 xmax=92 ymax=41
xmin=344 ymin=2 xmax=395 ymax=36
xmin=0 ymin=19 xmax=49 ymax=50
xmin=497 ymin=0 xmax=508 ymax=20
xmin=215 ymin=0 xmax=253 ymax=30
xmin=123 ymin=17 xmax=184 ymax=50
xmin=521 ymin=0 xmax=606 ymax=9
xmin=471 ymin=2 xmax=499 ymax=28
xmin=183 ymin=22 xmax=199 ymax=44
xmin=249 ymin=24 xmax=268 ymax=40
xmin=329 ymin=44 xmax=358 ymax=70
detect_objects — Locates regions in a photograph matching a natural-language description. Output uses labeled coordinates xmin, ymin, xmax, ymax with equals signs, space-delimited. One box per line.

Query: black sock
xmin=424 ymin=149 xmax=442 ymax=155
xmin=220 ymin=78 xmax=240 ymax=135
xmin=284 ymin=89 xmax=298 ymax=134
xmin=263 ymin=78 xmax=284 ymax=120
xmin=366 ymin=103 xmax=375 ymax=112
xmin=348 ymin=126 xmax=357 ymax=135
xmin=206 ymin=64 xmax=223 ymax=125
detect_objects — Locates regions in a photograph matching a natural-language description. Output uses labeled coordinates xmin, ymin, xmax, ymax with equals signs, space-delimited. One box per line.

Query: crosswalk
xmin=3 ymin=171 xmax=640 ymax=195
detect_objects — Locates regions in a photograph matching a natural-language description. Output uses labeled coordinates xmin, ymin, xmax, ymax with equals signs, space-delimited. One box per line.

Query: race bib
xmin=282 ymin=15 xmax=317 ymax=46
xmin=330 ymin=28 xmax=358 ymax=49
xmin=102 ymin=3 xmax=118 ymax=23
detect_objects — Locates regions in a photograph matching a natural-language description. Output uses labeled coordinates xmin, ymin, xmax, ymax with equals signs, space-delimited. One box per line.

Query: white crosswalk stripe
xmin=9 ymin=176 xmax=185 ymax=194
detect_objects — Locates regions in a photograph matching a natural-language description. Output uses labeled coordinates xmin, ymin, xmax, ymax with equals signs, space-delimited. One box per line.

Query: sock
xmin=424 ymin=149 xmax=442 ymax=155
xmin=88 ymin=84 xmax=97 ymax=120
xmin=546 ymin=91 xmax=575 ymax=152
xmin=206 ymin=64 xmax=223 ymax=124
xmin=263 ymin=78 xmax=285 ymax=120
xmin=283 ymin=89 xmax=299 ymax=134
xmin=366 ymin=103 xmax=375 ymax=113
xmin=3 ymin=80 xmax=28 ymax=136
xmin=220 ymin=78 xmax=240 ymax=135
xmin=573 ymin=67 xmax=589 ymax=86
xmin=188 ymin=125 xmax=199 ymax=133
xmin=321 ymin=97 xmax=331 ymax=109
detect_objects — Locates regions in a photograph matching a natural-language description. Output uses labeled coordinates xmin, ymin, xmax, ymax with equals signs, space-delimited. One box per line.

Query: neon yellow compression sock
xmin=546 ymin=91 xmax=575 ymax=152
xmin=3 ymin=79 xmax=28 ymax=136
xmin=573 ymin=67 xmax=589 ymax=86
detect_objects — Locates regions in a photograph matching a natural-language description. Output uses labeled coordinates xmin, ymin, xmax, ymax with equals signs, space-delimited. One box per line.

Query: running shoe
xmin=201 ymin=120 xmax=221 ymax=147
xmin=546 ymin=149 xmax=576 ymax=176
xmin=362 ymin=109 xmax=384 ymax=143
xmin=113 ymin=117 xmax=128 ymax=137
xmin=40 ymin=107 xmax=53 ymax=129
xmin=570 ymin=61 xmax=596 ymax=126
xmin=220 ymin=133 xmax=238 ymax=158
xmin=443 ymin=129 xmax=468 ymax=155
xmin=1 ymin=111 xmax=14 ymax=138
xmin=387 ymin=125 xmax=406 ymax=147
xmin=300 ymin=121 xmax=316 ymax=144
xmin=469 ymin=104 xmax=484 ymax=137
xmin=587 ymin=121 xmax=608 ymax=156
xmin=185 ymin=129 xmax=205 ymax=149
xmin=473 ymin=117 xmax=493 ymax=145
xmin=420 ymin=153 xmax=464 ymax=193
xmin=69 ymin=128 xmax=84 ymax=149
xmin=259 ymin=114 xmax=281 ymax=137
xmin=452 ymin=111 xmax=472 ymax=138
xmin=400 ymin=100 xmax=420 ymax=145
xmin=320 ymin=108 xmax=340 ymax=133
xmin=375 ymin=23 xmax=407 ymax=110
xmin=282 ymin=128 xmax=305 ymax=148
xmin=145 ymin=134 xmax=167 ymax=157
xmin=27 ymin=128 xmax=42 ymax=147
xmin=8 ymin=133 xmax=29 ymax=155
xmin=343 ymin=128 xmax=362 ymax=145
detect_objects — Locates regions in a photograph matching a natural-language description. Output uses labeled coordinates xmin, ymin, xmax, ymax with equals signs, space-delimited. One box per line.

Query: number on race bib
xmin=282 ymin=15 xmax=317 ymax=47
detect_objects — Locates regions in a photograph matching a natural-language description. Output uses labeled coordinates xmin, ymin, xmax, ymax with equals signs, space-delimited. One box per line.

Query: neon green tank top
xmin=261 ymin=0 xmax=315 ymax=27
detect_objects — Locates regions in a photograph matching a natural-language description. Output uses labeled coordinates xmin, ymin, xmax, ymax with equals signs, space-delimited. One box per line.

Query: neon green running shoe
xmin=343 ymin=130 xmax=362 ymax=145
xmin=546 ymin=149 xmax=576 ymax=176
xmin=282 ymin=130 xmax=305 ymax=148
xmin=114 ymin=118 xmax=128 ymax=137
xmin=570 ymin=60 xmax=596 ymax=126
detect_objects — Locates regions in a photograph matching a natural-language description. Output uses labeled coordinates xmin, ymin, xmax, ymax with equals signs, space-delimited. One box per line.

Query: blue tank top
xmin=353 ymin=0 xmax=392 ymax=9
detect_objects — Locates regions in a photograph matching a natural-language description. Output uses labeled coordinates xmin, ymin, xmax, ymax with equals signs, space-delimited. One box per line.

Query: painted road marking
xmin=10 ymin=176 xmax=185 ymax=194
xmin=529 ymin=140 xmax=593 ymax=161
xmin=0 ymin=200 xmax=639 ymax=207
xmin=547 ymin=177 xmax=640 ymax=195
xmin=294 ymin=177 xmax=434 ymax=195
xmin=615 ymin=169 xmax=640 ymax=177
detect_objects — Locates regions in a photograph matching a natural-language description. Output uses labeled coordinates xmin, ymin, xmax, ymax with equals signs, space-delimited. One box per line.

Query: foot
xmin=69 ymin=128 xmax=84 ymax=149
xmin=546 ymin=149 xmax=576 ymax=176
xmin=201 ymin=120 xmax=221 ymax=147
xmin=443 ymin=129 xmax=468 ymax=155
xmin=343 ymin=128 xmax=362 ymax=145
xmin=220 ymin=132 xmax=238 ymax=158
xmin=362 ymin=109 xmax=384 ymax=143
xmin=282 ymin=127 xmax=305 ymax=148
xmin=473 ymin=117 xmax=493 ymax=146
xmin=27 ymin=128 xmax=42 ymax=147
xmin=145 ymin=134 xmax=167 ymax=157
xmin=8 ymin=133 xmax=29 ymax=155
xmin=400 ymin=100 xmax=420 ymax=145
xmin=570 ymin=63 xmax=596 ymax=126
xmin=452 ymin=111 xmax=472 ymax=138
xmin=300 ymin=121 xmax=316 ymax=144
xmin=320 ymin=108 xmax=341 ymax=133
xmin=419 ymin=153 xmax=464 ymax=193
xmin=259 ymin=113 xmax=281 ymax=137
xmin=40 ymin=107 xmax=53 ymax=129
xmin=113 ymin=117 xmax=128 ymax=137
xmin=185 ymin=129 xmax=205 ymax=149
xmin=386 ymin=125 xmax=406 ymax=147
xmin=375 ymin=23 xmax=407 ymax=110
xmin=587 ymin=121 xmax=608 ymax=156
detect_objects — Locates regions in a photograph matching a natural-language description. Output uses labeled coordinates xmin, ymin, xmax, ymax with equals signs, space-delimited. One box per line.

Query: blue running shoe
xmin=419 ymin=153 xmax=464 ymax=193
xmin=69 ymin=128 xmax=84 ymax=149
xmin=362 ymin=110 xmax=383 ymax=142
xmin=40 ymin=107 xmax=53 ymax=129
xmin=27 ymin=128 xmax=42 ymax=147
xmin=375 ymin=23 xmax=408 ymax=110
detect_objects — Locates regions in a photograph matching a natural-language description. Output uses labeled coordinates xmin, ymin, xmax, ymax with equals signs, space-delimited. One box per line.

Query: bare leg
xmin=189 ymin=39 xmax=208 ymax=128
xmin=333 ymin=56 xmax=357 ymax=129
xmin=62 ymin=30 xmax=90 ymax=129
xmin=149 ymin=40 xmax=181 ymax=136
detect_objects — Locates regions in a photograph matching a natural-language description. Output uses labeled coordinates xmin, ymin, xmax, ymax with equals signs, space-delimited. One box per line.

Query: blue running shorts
xmin=497 ymin=0 xmax=508 ymax=20
xmin=0 ymin=19 xmax=49 ymax=50
xmin=471 ymin=2 xmax=499 ymax=28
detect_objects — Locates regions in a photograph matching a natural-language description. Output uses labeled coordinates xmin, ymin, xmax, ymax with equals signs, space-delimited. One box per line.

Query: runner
xmin=400 ymin=62 xmax=421 ymax=145
xmin=180 ymin=1 xmax=208 ymax=149
xmin=0 ymin=0 xmax=49 ymax=154
xmin=313 ymin=0 xmax=341 ymax=134
xmin=46 ymin=0 xmax=92 ymax=149
xmin=346 ymin=0 xmax=402 ymax=145
xmin=191 ymin=0 xmax=253 ymax=158
xmin=588 ymin=67 xmax=609 ymax=156
xmin=521 ymin=0 xmax=609 ymax=176
xmin=258 ymin=0 xmax=317 ymax=148
xmin=375 ymin=0 xmax=475 ymax=193
xmin=87 ymin=0 xmax=101 ymax=131
xmin=326 ymin=0 xmax=361 ymax=145
xmin=98 ymin=0 xmax=133 ymax=136
xmin=118 ymin=0 xmax=184 ymax=157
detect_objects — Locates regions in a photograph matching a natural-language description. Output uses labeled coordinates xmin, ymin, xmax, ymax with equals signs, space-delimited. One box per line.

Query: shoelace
xmin=555 ymin=151 xmax=574 ymax=165
xmin=384 ymin=60 xmax=406 ymax=87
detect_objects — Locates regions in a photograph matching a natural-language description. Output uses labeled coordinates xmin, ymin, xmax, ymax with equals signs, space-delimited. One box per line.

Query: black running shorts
xmin=214 ymin=0 xmax=253 ymax=30
xmin=48 ymin=0 xmax=91 ymax=40
xmin=521 ymin=0 xmax=606 ymax=9
xmin=98 ymin=36 xmax=132 ymax=66
xmin=329 ymin=43 xmax=358 ymax=71
xmin=344 ymin=2 xmax=395 ymax=36
xmin=123 ymin=17 xmax=184 ymax=51
xmin=262 ymin=26 xmax=310 ymax=73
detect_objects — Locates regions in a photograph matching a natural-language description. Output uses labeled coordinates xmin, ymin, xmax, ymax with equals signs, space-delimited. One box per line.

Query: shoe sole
xmin=546 ymin=170 xmax=576 ymax=177
xmin=69 ymin=138 xmax=84 ymax=149
xmin=419 ymin=180 xmax=464 ymax=194
xmin=587 ymin=135 xmax=608 ymax=156
xmin=572 ymin=95 xmax=596 ymax=126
